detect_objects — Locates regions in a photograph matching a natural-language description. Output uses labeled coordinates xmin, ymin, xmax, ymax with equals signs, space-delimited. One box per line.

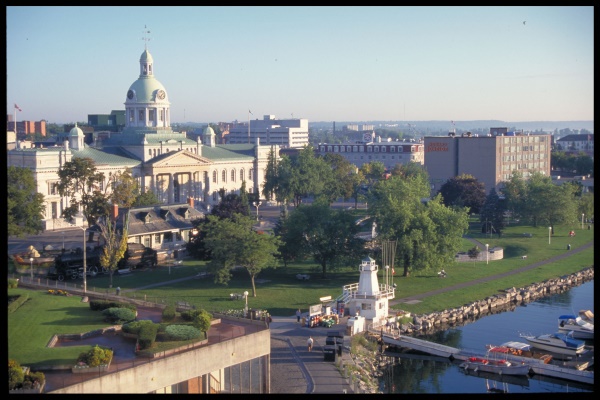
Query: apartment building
xmin=227 ymin=115 xmax=309 ymax=148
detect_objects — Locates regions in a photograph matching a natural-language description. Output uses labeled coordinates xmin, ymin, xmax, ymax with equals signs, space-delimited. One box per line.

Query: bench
xmin=296 ymin=274 xmax=310 ymax=281
xmin=522 ymin=233 xmax=533 ymax=238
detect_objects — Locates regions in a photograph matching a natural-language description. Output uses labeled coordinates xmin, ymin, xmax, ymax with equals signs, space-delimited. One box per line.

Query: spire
xmin=142 ymin=25 xmax=151 ymax=50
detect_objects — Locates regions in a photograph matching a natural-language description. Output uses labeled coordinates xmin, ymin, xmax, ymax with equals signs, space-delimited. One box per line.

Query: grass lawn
xmin=8 ymin=220 xmax=593 ymax=367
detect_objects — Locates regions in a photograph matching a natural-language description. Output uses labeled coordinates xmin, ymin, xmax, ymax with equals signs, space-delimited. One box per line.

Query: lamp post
xmin=61 ymin=232 xmax=65 ymax=251
xmin=29 ymin=257 xmax=34 ymax=279
xmin=167 ymin=250 xmax=173 ymax=275
xmin=243 ymin=290 xmax=249 ymax=317
xmin=548 ymin=227 xmax=552 ymax=245
xmin=253 ymin=201 xmax=262 ymax=221
xmin=582 ymin=213 xmax=585 ymax=230
xmin=485 ymin=244 xmax=489 ymax=265
xmin=71 ymin=224 xmax=88 ymax=293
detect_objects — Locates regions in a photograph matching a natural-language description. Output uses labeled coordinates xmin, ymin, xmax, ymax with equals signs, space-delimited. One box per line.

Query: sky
xmin=6 ymin=6 xmax=594 ymax=125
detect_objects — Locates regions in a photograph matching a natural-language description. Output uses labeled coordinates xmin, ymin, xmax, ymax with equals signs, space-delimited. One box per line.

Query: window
xmin=149 ymin=149 xmax=152 ymax=156
xmin=213 ymin=171 xmax=217 ymax=183
xmin=240 ymin=169 xmax=245 ymax=181
xmin=249 ymin=168 xmax=254 ymax=181
xmin=51 ymin=202 xmax=58 ymax=219
xmin=139 ymin=109 xmax=145 ymax=122
xmin=149 ymin=109 xmax=156 ymax=122
xmin=222 ymin=170 xmax=227 ymax=182
xmin=155 ymin=234 xmax=161 ymax=244
xmin=164 ymin=232 xmax=173 ymax=242
xmin=135 ymin=236 xmax=141 ymax=244
xmin=129 ymin=110 xmax=135 ymax=122
xmin=49 ymin=182 xmax=58 ymax=196
xmin=213 ymin=191 xmax=218 ymax=201
xmin=159 ymin=110 xmax=164 ymax=121
xmin=231 ymin=169 xmax=236 ymax=182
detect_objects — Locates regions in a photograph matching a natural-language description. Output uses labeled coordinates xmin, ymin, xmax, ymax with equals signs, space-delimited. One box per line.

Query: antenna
xmin=142 ymin=25 xmax=151 ymax=50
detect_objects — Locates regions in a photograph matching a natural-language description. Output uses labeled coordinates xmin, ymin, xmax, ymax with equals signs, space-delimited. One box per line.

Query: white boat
xmin=558 ymin=314 xmax=594 ymax=339
xmin=520 ymin=331 xmax=586 ymax=357
xmin=459 ymin=347 xmax=531 ymax=376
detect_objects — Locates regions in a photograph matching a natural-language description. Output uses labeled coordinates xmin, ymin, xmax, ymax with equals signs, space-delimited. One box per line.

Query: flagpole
xmin=248 ymin=110 xmax=251 ymax=143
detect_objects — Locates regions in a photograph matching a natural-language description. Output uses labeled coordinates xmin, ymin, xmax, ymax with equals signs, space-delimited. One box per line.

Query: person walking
xmin=307 ymin=336 xmax=314 ymax=352
xmin=296 ymin=309 xmax=302 ymax=323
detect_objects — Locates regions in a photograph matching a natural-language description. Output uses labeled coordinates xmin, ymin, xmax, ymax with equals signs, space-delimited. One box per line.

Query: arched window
xmin=231 ymin=169 xmax=236 ymax=182
xmin=249 ymin=168 xmax=254 ymax=181
xmin=212 ymin=170 xmax=217 ymax=183
xmin=240 ymin=169 xmax=245 ymax=181
xmin=222 ymin=170 xmax=227 ymax=182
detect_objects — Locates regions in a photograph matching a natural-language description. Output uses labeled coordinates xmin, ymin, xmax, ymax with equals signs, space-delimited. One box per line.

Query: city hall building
xmin=424 ymin=131 xmax=552 ymax=195
xmin=7 ymin=45 xmax=280 ymax=232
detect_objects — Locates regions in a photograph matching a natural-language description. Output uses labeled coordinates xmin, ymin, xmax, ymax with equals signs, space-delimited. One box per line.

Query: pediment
xmin=148 ymin=150 xmax=213 ymax=168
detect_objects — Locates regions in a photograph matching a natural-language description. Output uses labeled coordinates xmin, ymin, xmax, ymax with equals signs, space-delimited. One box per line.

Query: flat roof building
xmin=227 ymin=115 xmax=309 ymax=148
xmin=424 ymin=131 xmax=551 ymax=195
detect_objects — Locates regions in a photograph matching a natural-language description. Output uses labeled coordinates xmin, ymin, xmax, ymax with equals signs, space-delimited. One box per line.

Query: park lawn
xmin=8 ymin=288 xmax=113 ymax=367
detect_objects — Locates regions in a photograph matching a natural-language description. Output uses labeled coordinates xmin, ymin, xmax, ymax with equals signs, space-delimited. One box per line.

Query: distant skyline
xmin=7 ymin=6 xmax=594 ymax=124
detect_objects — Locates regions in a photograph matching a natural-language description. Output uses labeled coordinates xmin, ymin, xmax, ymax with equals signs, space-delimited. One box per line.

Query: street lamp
xmin=29 ymin=257 xmax=33 ymax=279
xmin=70 ymin=224 xmax=88 ymax=293
xmin=243 ymin=290 xmax=249 ymax=317
xmin=167 ymin=250 xmax=173 ymax=275
xmin=253 ymin=201 xmax=262 ymax=221
xmin=485 ymin=244 xmax=489 ymax=265
xmin=582 ymin=213 xmax=585 ymax=230
xmin=548 ymin=227 xmax=552 ymax=245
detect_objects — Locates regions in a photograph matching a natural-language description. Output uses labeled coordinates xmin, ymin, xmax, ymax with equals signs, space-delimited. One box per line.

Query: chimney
xmin=112 ymin=203 xmax=119 ymax=222
xmin=187 ymin=197 xmax=194 ymax=208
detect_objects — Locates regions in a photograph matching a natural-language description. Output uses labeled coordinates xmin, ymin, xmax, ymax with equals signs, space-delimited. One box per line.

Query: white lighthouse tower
xmin=341 ymin=256 xmax=395 ymax=328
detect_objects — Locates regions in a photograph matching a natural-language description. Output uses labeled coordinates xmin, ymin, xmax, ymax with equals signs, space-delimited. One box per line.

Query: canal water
xmin=378 ymin=280 xmax=594 ymax=393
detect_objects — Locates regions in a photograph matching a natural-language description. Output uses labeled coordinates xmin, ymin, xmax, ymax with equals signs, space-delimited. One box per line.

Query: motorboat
xmin=486 ymin=341 xmax=553 ymax=364
xmin=578 ymin=309 xmax=594 ymax=324
xmin=459 ymin=347 xmax=531 ymax=376
xmin=558 ymin=314 xmax=594 ymax=340
xmin=520 ymin=332 xmax=586 ymax=357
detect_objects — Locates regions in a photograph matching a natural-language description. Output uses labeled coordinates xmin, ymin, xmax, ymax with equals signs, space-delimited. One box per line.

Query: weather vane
xmin=142 ymin=25 xmax=151 ymax=49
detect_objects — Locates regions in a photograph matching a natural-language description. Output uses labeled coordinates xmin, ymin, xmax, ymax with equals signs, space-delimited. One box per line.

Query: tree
xmin=132 ymin=190 xmax=161 ymax=207
xmin=8 ymin=166 xmax=45 ymax=237
xmin=203 ymin=214 xmax=280 ymax=296
xmin=262 ymin=147 xmax=279 ymax=202
xmin=98 ymin=215 xmax=128 ymax=288
xmin=109 ymin=168 xmax=139 ymax=207
xmin=211 ymin=190 xmax=250 ymax=219
xmin=279 ymin=199 xmax=366 ymax=278
xmin=56 ymin=157 xmax=108 ymax=225
xmin=479 ymin=188 xmax=507 ymax=237
xmin=322 ymin=153 xmax=358 ymax=203
xmin=369 ymin=173 xmax=468 ymax=277
xmin=437 ymin=174 xmax=486 ymax=214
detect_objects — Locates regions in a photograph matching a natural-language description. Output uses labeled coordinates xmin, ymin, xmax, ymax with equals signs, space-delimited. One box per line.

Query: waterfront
xmin=378 ymin=280 xmax=594 ymax=393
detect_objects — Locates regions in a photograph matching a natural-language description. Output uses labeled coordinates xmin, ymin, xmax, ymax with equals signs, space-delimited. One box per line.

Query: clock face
xmin=363 ymin=132 xmax=372 ymax=142
xmin=157 ymin=90 xmax=166 ymax=100
xmin=127 ymin=90 xmax=134 ymax=100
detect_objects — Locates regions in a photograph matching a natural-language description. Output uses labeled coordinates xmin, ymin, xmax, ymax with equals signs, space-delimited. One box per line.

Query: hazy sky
xmin=7 ymin=6 xmax=594 ymax=124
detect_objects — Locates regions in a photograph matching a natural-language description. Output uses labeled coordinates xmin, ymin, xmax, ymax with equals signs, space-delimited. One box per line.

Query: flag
xmin=248 ymin=109 xmax=253 ymax=115
xmin=15 ymin=103 xmax=22 ymax=112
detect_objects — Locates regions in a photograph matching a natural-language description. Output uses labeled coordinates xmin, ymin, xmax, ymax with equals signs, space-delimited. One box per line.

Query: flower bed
xmin=72 ymin=360 xmax=111 ymax=374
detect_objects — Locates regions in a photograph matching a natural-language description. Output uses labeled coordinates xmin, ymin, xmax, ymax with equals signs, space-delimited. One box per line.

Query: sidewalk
xmin=269 ymin=315 xmax=354 ymax=394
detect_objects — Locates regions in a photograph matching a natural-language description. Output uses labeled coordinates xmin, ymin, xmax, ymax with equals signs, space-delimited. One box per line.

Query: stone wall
xmin=455 ymin=247 xmax=504 ymax=262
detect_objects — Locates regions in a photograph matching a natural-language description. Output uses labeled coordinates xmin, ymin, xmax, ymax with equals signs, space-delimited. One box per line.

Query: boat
xmin=520 ymin=331 xmax=586 ymax=357
xmin=579 ymin=309 xmax=594 ymax=324
xmin=486 ymin=341 xmax=553 ymax=364
xmin=558 ymin=314 xmax=594 ymax=339
xmin=459 ymin=347 xmax=531 ymax=376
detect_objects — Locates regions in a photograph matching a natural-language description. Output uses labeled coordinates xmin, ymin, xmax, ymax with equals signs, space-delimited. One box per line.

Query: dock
xmin=381 ymin=332 xmax=594 ymax=386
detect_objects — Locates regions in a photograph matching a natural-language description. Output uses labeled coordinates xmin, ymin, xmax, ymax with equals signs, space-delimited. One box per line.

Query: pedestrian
xmin=307 ymin=336 xmax=314 ymax=352
xmin=567 ymin=244 xmax=571 ymax=251
xmin=296 ymin=308 xmax=302 ymax=323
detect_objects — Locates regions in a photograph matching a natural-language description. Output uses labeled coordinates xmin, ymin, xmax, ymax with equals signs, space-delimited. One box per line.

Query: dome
xmin=69 ymin=123 xmax=84 ymax=137
xmin=140 ymin=49 xmax=153 ymax=63
xmin=126 ymin=79 xmax=168 ymax=103
xmin=203 ymin=125 xmax=215 ymax=136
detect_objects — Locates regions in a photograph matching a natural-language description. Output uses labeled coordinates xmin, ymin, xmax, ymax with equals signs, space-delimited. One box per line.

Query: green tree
xmin=479 ymin=188 xmax=507 ymax=237
xmin=369 ymin=173 xmax=468 ymax=277
xmin=437 ymin=173 xmax=486 ymax=214
xmin=56 ymin=157 xmax=108 ymax=225
xmin=203 ymin=214 xmax=280 ymax=296
xmin=322 ymin=153 xmax=359 ymax=203
xmin=109 ymin=168 xmax=139 ymax=207
xmin=8 ymin=166 xmax=45 ymax=237
xmin=262 ymin=147 xmax=279 ymax=202
xmin=501 ymin=170 xmax=528 ymax=222
xmin=132 ymin=190 xmax=161 ymax=207
xmin=211 ymin=190 xmax=250 ymax=219
xmin=279 ymin=199 xmax=366 ymax=278
xmin=578 ymin=193 xmax=594 ymax=225
xmin=98 ymin=215 xmax=129 ymax=288
xmin=190 ymin=309 xmax=212 ymax=333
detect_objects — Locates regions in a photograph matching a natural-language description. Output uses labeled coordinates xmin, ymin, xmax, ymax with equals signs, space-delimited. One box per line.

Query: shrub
xmin=468 ymin=246 xmax=481 ymax=259
xmin=8 ymin=359 xmax=24 ymax=390
xmin=122 ymin=319 xmax=155 ymax=334
xmin=90 ymin=300 xmax=136 ymax=312
xmin=8 ymin=278 xmax=19 ymax=289
xmin=101 ymin=307 xmax=136 ymax=324
xmin=138 ymin=323 xmax=159 ymax=350
xmin=77 ymin=345 xmax=113 ymax=367
xmin=8 ymin=294 xmax=29 ymax=313
xmin=164 ymin=324 xmax=202 ymax=341
xmin=162 ymin=305 xmax=176 ymax=321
